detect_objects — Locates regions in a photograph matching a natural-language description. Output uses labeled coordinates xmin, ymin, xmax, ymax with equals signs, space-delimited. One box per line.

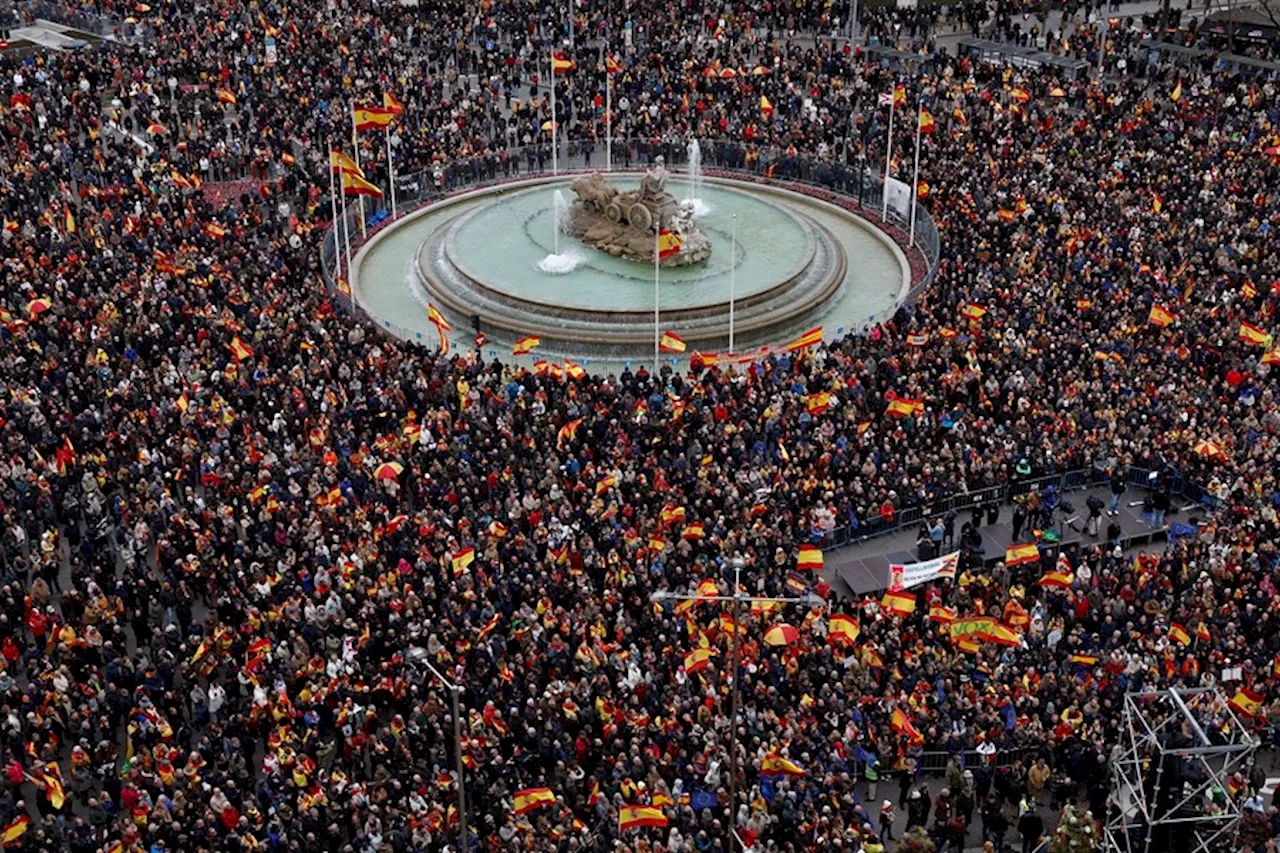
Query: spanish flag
xmin=1170 ymin=79 xmax=1182 ymax=102
xmin=918 ymin=109 xmax=935 ymax=133
xmin=1010 ymin=87 xmax=1030 ymax=103
xmin=960 ymin=302 xmax=987 ymax=321
xmin=1037 ymin=570 xmax=1074 ymax=588
xmin=979 ymin=622 xmax=1021 ymax=647
xmin=657 ymin=229 xmax=681 ymax=258
xmin=556 ymin=418 xmax=582 ymax=450
xmin=595 ymin=475 xmax=617 ymax=496
xmin=1151 ymin=192 xmax=1163 ymax=213
xmin=1239 ymin=321 xmax=1272 ymax=348
xmin=619 ymin=805 xmax=668 ymax=832
xmin=0 ymin=815 xmax=28 ymax=843
xmin=1273 ymin=653 xmax=1280 ymax=679
xmin=383 ymin=92 xmax=405 ymax=115
xmin=828 ymin=614 xmax=860 ymax=644
xmin=1070 ymin=653 xmax=1098 ymax=667
xmin=891 ymin=707 xmax=924 ymax=745
xmin=885 ymin=393 xmax=924 ymax=418
xmin=682 ymin=523 xmax=705 ymax=540
xmin=427 ymin=304 xmax=453 ymax=331
xmin=552 ymin=52 xmax=576 ymax=74
xmin=805 ymin=391 xmax=831 ymax=415
xmin=564 ymin=360 xmax=586 ymax=380
xmin=1195 ymin=622 xmax=1211 ymax=642
xmin=203 ymin=222 xmax=226 ymax=240
xmin=228 ymin=335 xmax=254 ymax=363
xmin=42 ymin=770 xmax=65 ymax=810
xmin=605 ymin=55 xmax=622 ymax=74
xmin=784 ymin=326 xmax=823 ymax=351
xmin=513 ymin=335 xmax=540 ymax=355
xmin=1228 ymin=687 xmax=1264 ymax=718
xmin=929 ymin=605 xmax=956 ymax=623
xmin=797 ymin=544 xmax=824 ymax=571
xmin=1168 ymin=623 xmax=1191 ymax=646
xmin=1148 ymin=304 xmax=1174 ymax=328
xmin=330 ymin=149 xmax=364 ymax=177
xmin=759 ymin=753 xmax=806 ymax=776
xmin=882 ymin=589 xmax=917 ymax=616
xmin=1005 ymin=543 xmax=1039 ymax=567
xmin=341 ymin=171 xmax=384 ymax=198
xmin=1076 ymin=298 xmax=1092 ymax=310
xmin=217 ymin=88 xmax=237 ymax=104
xmin=659 ymin=331 xmax=687 ymax=353
xmin=683 ymin=647 xmax=714 ymax=674
xmin=661 ymin=506 xmax=686 ymax=524
xmin=451 ymin=547 xmax=476 ymax=576
xmin=760 ymin=94 xmax=774 ymax=119
xmin=513 ymin=787 xmax=555 ymax=815
xmin=64 ymin=208 xmax=76 ymax=233
xmin=352 ymin=105 xmax=395 ymax=131
xmin=905 ymin=332 xmax=929 ymax=346
xmin=893 ymin=83 xmax=906 ymax=106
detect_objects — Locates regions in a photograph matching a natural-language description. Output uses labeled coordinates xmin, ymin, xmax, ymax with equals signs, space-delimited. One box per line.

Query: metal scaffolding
xmin=1106 ymin=687 xmax=1260 ymax=853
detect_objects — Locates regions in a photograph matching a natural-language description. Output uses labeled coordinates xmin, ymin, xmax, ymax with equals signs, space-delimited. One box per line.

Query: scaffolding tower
xmin=1106 ymin=686 xmax=1260 ymax=853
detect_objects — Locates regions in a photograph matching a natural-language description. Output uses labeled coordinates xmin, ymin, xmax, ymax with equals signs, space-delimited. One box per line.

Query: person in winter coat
xmin=907 ymin=786 xmax=931 ymax=829
xmin=1017 ymin=805 xmax=1044 ymax=853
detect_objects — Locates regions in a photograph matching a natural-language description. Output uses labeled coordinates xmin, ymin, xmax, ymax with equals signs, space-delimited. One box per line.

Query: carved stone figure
xmin=563 ymin=167 xmax=711 ymax=267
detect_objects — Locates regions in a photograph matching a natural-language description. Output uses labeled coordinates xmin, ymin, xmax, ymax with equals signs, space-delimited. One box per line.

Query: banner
xmin=889 ymin=551 xmax=959 ymax=590
xmin=948 ymin=616 xmax=996 ymax=641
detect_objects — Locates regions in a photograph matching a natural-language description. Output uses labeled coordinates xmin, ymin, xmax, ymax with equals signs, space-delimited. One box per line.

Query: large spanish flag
xmin=979 ymin=622 xmax=1021 ymax=647
xmin=451 ymin=547 xmax=476 ymax=576
xmin=1168 ymin=623 xmax=1191 ymax=646
xmin=513 ymin=335 xmax=541 ymax=355
xmin=797 ymin=545 xmax=824 ymax=571
xmin=784 ymin=326 xmax=823 ymax=351
xmin=683 ymin=647 xmax=714 ymax=674
xmin=886 ymin=392 xmax=924 ymax=418
xmin=760 ymin=94 xmax=774 ymax=118
xmin=1148 ymin=304 xmax=1175 ymax=328
xmin=383 ymin=92 xmax=405 ymax=115
xmin=341 ymin=171 xmax=384 ymax=198
xmin=891 ymin=707 xmax=924 ymax=745
xmin=657 ymin=229 xmax=682 ymax=258
xmin=828 ymin=614 xmax=860 ymax=644
xmin=427 ymin=305 xmax=453 ymax=331
xmin=1005 ymin=543 xmax=1039 ymax=567
xmin=960 ymin=302 xmax=988 ymax=321
xmin=882 ymin=589 xmax=917 ymax=616
xmin=513 ymin=787 xmax=555 ymax=815
xmin=352 ymin=105 xmax=395 ymax=131
xmin=551 ymin=52 xmax=576 ymax=74
xmin=1228 ymin=687 xmax=1264 ymax=718
xmin=759 ymin=753 xmax=806 ymax=776
xmin=805 ymin=392 xmax=831 ymax=415
xmin=659 ymin=331 xmax=687 ymax=353
xmin=619 ymin=805 xmax=668 ymax=832
xmin=1240 ymin=322 xmax=1272 ymax=347
xmin=228 ymin=335 xmax=254 ymax=363
xmin=329 ymin=149 xmax=364 ymax=177
xmin=929 ymin=605 xmax=957 ymax=623
xmin=1037 ymin=570 xmax=1074 ymax=588
xmin=0 ymin=815 xmax=28 ymax=843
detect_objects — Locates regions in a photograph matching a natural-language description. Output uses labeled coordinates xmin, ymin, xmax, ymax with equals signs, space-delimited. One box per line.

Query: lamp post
xmin=407 ymin=647 xmax=468 ymax=852
xmin=650 ymin=558 xmax=824 ymax=851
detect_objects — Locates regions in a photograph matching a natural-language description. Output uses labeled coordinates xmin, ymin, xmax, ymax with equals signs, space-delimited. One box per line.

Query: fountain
xmin=562 ymin=157 xmax=711 ymax=267
xmin=536 ymin=189 xmax=584 ymax=274
xmin=686 ymin=139 xmax=711 ymax=218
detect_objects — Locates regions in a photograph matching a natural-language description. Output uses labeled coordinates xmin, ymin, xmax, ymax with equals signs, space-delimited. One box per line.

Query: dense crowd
xmin=2 ymin=0 xmax=1280 ymax=851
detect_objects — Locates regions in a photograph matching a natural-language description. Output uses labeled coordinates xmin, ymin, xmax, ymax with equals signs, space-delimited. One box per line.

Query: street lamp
xmin=406 ymin=647 xmax=469 ymax=852
xmin=650 ymin=557 xmax=824 ymax=851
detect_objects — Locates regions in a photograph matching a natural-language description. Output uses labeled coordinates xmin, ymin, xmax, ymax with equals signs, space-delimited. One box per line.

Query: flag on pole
xmin=427 ymin=305 xmax=451 ymax=351
xmin=828 ymin=614 xmax=860 ymax=644
xmin=659 ymin=331 xmax=687 ymax=353
xmin=683 ymin=647 xmax=714 ymax=673
xmin=881 ymin=590 xmax=917 ymax=615
xmin=383 ymin=92 xmax=405 ymax=115
xmin=340 ymin=171 xmax=384 ymax=198
xmin=919 ymin=109 xmax=935 ymax=133
xmin=760 ymin=94 xmax=774 ymax=118
xmin=513 ymin=335 xmax=541 ymax=355
xmin=1170 ymin=80 xmax=1182 ymax=102
xmin=1168 ymin=623 xmax=1191 ymax=646
xmin=552 ymin=52 xmax=576 ymax=74
xmin=657 ymin=229 xmax=682 ymax=258
xmin=330 ymin=150 xmax=364 ymax=177
xmin=619 ymin=805 xmax=668 ymax=832
xmin=1148 ymin=304 xmax=1175 ymax=328
xmin=759 ymin=753 xmax=806 ymax=776
xmin=783 ymin=326 xmax=823 ymax=351
xmin=217 ymin=88 xmax=237 ymax=104
xmin=352 ymin=106 xmax=395 ymax=131
xmin=1228 ymin=687 xmax=1264 ymax=718
xmin=605 ymin=55 xmax=622 ymax=73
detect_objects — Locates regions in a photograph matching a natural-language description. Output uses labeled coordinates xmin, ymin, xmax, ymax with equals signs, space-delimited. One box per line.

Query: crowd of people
xmin=2 ymin=0 xmax=1280 ymax=851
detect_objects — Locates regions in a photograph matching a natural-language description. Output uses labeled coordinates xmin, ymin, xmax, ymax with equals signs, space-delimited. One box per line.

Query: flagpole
xmin=385 ymin=125 xmax=397 ymax=219
xmin=351 ymin=103 xmax=366 ymax=238
xmin=909 ymin=101 xmax=922 ymax=249
xmin=729 ymin=213 xmax=737 ymax=353
xmin=881 ymin=87 xmax=895 ymax=222
xmin=343 ymin=195 xmax=355 ymax=311
xmin=606 ymin=51 xmax=612 ymax=173
xmin=654 ymin=226 xmax=660 ymax=374
xmin=550 ymin=52 xmax=558 ymax=175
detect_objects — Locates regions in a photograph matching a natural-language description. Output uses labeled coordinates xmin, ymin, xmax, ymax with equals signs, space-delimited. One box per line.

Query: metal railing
xmin=320 ymin=137 xmax=942 ymax=356
xmin=817 ymin=463 xmax=1219 ymax=549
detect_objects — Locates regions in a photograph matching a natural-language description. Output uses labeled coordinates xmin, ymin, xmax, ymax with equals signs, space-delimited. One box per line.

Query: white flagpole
xmin=881 ymin=87 xmax=895 ymax=222
xmin=550 ymin=53 xmax=558 ymax=175
xmin=654 ymin=227 xmax=660 ymax=374
xmin=328 ymin=144 xmax=339 ymax=280
xmin=729 ymin=213 xmax=737 ymax=353
xmin=351 ymin=104 xmax=366 ymax=237
xmin=385 ymin=125 xmax=397 ymax=219
xmin=909 ymin=101 xmax=922 ymax=248
xmin=342 ymin=189 xmax=355 ymax=310
xmin=606 ymin=52 xmax=612 ymax=172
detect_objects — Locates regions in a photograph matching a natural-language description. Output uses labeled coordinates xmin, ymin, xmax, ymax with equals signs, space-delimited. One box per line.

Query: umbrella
xmin=26 ymin=298 xmax=51 ymax=317
xmin=763 ymin=624 xmax=799 ymax=646
xmin=540 ymin=120 xmax=558 ymax=131
xmin=374 ymin=461 xmax=404 ymax=480
xmin=1048 ymin=87 xmax=1067 ymax=97
xmin=1193 ymin=439 xmax=1225 ymax=460
xmin=702 ymin=67 xmax=719 ymax=77
xmin=752 ymin=65 xmax=770 ymax=75
xmin=719 ymin=68 xmax=738 ymax=80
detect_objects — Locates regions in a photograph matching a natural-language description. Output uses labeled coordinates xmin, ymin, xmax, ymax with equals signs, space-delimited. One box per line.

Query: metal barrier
xmin=817 ymin=463 xmax=1218 ymax=550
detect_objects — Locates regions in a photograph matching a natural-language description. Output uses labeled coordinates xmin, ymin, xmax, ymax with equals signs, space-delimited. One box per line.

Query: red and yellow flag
xmin=797 ymin=544 xmax=823 ymax=571
xmin=783 ymin=326 xmax=824 ymax=351
xmin=683 ymin=647 xmax=714 ymax=674
xmin=659 ymin=331 xmax=687 ymax=353
xmin=0 ymin=815 xmax=28 ymax=843
xmin=619 ymin=805 xmax=668 ymax=832
xmin=657 ymin=229 xmax=682 ymax=258
xmin=1005 ymin=543 xmax=1039 ymax=567
xmin=760 ymin=753 xmax=806 ymax=776
xmin=1239 ymin=322 xmax=1272 ymax=347
xmin=228 ymin=336 xmax=254 ymax=363
xmin=828 ymin=614 xmax=860 ymax=644
xmin=760 ymin=94 xmax=774 ymax=119
xmin=217 ymin=88 xmax=237 ymax=104
xmin=383 ymin=92 xmax=405 ymax=115
xmin=451 ymin=547 xmax=476 ymax=576
xmin=513 ymin=335 xmax=540 ymax=355
xmin=882 ymin=590 xmax=917 ymax=616
xmin=341 ymin=171 xmax=384 ymax=198
xmin=1168 ymin=623 xmax=1191 ymax=646
xmin=1228 ymin=687 xmax=1264 ymax=718
xmin=352 ymin=105 xmax=395 ymax=131
xmin=1148 ymin=304 xmax=1175 ymax=328
xmin=929 ymin=605 xmax=957 ymax=623
xmin=513 ymin=787 xmax=555 ymax=815
xmin=329 ymin=150 xmax=364 ymax=177
xmin=552 ymin=52 xmax=576 ymax=74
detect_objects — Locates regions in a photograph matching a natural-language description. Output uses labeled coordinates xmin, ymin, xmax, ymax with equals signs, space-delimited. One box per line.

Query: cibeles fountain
xmin=349 ymin=141 xmax=915 ymax=364
xmin=565 ymin=158 xmax=711 ymax=267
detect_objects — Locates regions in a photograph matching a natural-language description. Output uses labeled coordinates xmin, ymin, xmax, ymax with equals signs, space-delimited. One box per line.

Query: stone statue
xmin=563 ymin=166 xmax=711 ymax=267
